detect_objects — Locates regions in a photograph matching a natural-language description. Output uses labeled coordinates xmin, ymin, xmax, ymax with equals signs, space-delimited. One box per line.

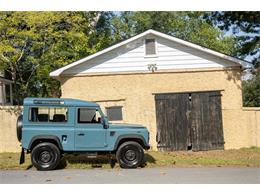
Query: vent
xmin=145 ymin=39 xmax=156 ymax=55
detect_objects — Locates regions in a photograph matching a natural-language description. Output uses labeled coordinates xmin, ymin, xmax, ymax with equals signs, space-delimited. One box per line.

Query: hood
xmin=109 ymin=123 xmax=145 ymax=129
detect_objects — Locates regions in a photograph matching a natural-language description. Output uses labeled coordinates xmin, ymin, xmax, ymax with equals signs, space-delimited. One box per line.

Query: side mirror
xmin=102 ymin=116 xmax=109 ymax=129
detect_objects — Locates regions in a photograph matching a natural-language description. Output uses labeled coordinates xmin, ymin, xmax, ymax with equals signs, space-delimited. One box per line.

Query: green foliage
xmin=207 ymin=11 xmax=260 ymax=72
xmin=0 ymin=12 xmax=111 ymax=104
xmin=242 ymin=73 xmax=260 ymax=107
xmin=111 ymin=12 xmax=236 ymax=55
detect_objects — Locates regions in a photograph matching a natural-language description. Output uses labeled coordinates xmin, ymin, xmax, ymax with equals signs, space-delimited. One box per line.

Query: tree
xmin=206 ymin=12 xmax=260 ymax=107
xmin=111 ymin=12 xmax=236 ymax=55
xmin=243 ymin=74 xmax=260 ymax=107
xmin=0 ymin=11 xmax=110 ymax=104
xmin=206 ymin=11 xmax=260 ymax=73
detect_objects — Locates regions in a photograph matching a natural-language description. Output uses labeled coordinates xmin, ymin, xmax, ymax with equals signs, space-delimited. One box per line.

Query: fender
xmin=28 ymin=135 xmax=63 ymax=150
xmin=113 ymin=134 xmax=150 ymax=150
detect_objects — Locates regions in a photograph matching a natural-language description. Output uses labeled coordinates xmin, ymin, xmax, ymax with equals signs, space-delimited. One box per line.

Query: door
xmin=155 ymin=93 xmax=190 ymax=151
xmin=191 ymin=92 xmax=224 ymax=151
xmin=155 ymin=91 xmax=224 ymax=151
xmin=75 ymin=107 xmax=107 ymax=150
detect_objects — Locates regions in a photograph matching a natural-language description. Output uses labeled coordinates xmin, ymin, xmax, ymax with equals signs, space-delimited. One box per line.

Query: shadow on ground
xmin=56 ymin=154 xmax=116 ymax=169
xmin=141 ymin=153 xmax=156 ymax=167
xmin=55 ymin=153 xmax=156 ymax=170
xmin=26 ymin=164 xmax=33 ymax=170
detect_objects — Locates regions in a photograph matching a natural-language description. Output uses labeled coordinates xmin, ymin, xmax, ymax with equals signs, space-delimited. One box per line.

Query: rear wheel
xmin=31 ymin=142 xmax=60 ymax=171
xmin=116 ymin=141 xmax=144 ymax=168
xmin=16 ymin=115 xmax=23 ymax=142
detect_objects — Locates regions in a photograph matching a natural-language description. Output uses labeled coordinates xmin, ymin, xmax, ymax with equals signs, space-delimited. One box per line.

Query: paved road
xmin=1 ymin=167 xmax=260 ymax=184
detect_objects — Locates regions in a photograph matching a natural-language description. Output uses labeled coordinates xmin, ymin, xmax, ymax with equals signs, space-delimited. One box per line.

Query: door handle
xmin=77 ymin=133 xmax=85 ymax=136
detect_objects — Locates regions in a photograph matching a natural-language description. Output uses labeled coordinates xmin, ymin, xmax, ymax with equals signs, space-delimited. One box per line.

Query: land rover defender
xmin=17 ymin=98 xmax=150 ymax=170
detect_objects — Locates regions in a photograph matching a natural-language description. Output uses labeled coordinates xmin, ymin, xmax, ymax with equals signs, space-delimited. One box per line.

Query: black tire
xmin=16 ymin=115 xmax=23 ymax=142
xmin=31 ymin=142 xmax=60 ymax=171
xmin=116 ymin=141 xmax=144 ymax=169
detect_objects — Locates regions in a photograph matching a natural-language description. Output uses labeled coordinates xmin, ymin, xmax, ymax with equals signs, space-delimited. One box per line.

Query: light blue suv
xmin=17 ymin=98 xmax=150 ymax=170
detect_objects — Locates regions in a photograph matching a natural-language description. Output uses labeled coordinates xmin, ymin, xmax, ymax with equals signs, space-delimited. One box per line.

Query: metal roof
xmin=23 ymin=97 xmax=99 ymax=107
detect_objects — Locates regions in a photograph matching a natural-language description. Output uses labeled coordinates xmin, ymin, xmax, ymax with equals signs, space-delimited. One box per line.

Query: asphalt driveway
xmin=1 ymin=167 xmax=260 ymax=184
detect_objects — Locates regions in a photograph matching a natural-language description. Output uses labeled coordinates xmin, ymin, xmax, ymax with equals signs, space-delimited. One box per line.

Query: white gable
xmin=63 ymin=35 xmax=239 ymax=75
xmin=50 ymin=30 xmax=250 ymax=77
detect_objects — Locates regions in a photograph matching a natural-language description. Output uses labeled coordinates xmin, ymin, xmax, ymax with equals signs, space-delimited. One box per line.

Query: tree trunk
xmin=10 ymin=64 xmax=19 ymax=105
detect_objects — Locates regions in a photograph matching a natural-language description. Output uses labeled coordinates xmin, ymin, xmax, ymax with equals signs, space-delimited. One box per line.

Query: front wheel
xmin=31 ymin=142 xmax=60 ymax=171
xmin=116 ymin=141 xmax=144 ymax=168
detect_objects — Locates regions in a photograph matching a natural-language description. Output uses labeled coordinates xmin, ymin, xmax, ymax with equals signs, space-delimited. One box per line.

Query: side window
xmin=106 ymin=106 xmax=123 ymax=121
xmin=78 ymin=108 xmax=101 ymax=123
xmin=29 ymin=107 xmax=68 ymax=122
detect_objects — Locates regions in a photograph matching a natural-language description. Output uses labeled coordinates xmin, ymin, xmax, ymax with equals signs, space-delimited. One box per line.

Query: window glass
xmin=5 ymin=84 xmax=11 ymax=103
xmin=145 ymin=39 xmax=156 ymax=55
xmin=29 ymin=107 xmax=68 ymax=122
xmin=78 ymin=108 xmax=101 ymax=123
xmin=106 ymin=106 xmax=123 ymax=121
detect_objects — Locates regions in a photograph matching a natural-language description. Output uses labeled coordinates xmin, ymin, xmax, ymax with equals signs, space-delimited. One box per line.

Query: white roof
xmin=50 ymin=29 xmax=251 ymax=77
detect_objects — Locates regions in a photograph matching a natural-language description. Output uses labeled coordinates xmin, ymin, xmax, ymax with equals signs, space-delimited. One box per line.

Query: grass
xmin=0 ymin=147 xmax=260 ymax=170
xmin=145 ymin=147 xmax=260 ymax=167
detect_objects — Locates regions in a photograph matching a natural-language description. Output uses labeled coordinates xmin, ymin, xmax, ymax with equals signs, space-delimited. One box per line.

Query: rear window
xmin=29 ymin=107 xmax=68 ymax=122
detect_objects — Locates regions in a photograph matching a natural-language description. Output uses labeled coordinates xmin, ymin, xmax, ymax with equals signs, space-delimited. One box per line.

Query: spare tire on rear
xmin=17 ymin=115 xmax=23 ymax=142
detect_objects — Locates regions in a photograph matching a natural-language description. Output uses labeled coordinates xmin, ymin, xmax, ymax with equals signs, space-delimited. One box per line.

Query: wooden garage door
xmin=155 ymin=91 xmax=224 ymax=151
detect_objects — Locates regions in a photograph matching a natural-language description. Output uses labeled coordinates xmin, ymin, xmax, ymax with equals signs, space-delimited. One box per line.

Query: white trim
xmin=50 ymin=29 xmax=251 ymax=77
xmin=59 ymin=66 xmax=240 ymax=78
xmin=50 ymin=30 xmax=153 ymax=77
